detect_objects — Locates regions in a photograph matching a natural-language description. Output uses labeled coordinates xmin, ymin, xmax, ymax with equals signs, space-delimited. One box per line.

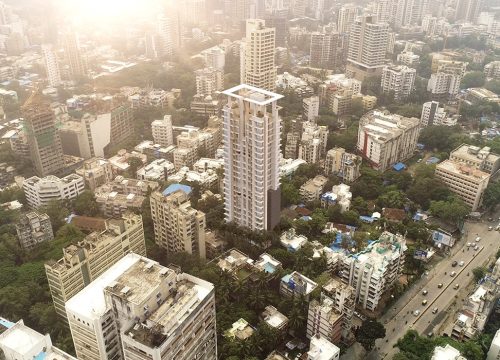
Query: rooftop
xmin=224 ymin=318 xmax=255 ymax=340
xmin=281 ymin=271 xmax=318 ymax=295
xmin=262 ymin=305 xmax=288 ymax=329
xmin=307 ymin=335 xmax=340 ymax=360
xmin=222 ymin=84 xmax=283 ymax=105
xmin=436 ymin=160 xmax=490 ymax=181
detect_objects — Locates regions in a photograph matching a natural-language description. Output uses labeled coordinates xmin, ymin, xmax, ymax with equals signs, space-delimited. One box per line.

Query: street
xmin=367 ymin=218 xmax=500 ymax=360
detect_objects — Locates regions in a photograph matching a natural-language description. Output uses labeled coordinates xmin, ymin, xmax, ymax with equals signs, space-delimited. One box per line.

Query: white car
xmin=459 ymin=261 xmax=464 ymax=267
xmin=467 ymin=242 xmax=472 ymax=247
xmin=414 ymin=310 xmax=420 ymax=316
xmin=475 ymin=237 xmax=481 ymax=242
xmin=474 ymin=245 xmax=479 ymax=251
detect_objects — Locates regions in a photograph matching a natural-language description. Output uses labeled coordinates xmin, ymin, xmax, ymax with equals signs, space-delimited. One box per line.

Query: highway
xmin=367 ymin=218 xmax=500 ymax=360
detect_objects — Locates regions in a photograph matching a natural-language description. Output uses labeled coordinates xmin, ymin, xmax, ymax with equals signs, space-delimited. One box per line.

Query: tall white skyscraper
xmin=240 ymin=19 xmax=277 ymax=92
xmin=337 ymin=3 xmax=361 ymax=34
xmin=152 ymin=115 xmax=174 ymax=147
xmin=346 ymin=14 xmax=389 ymax=81
xmin=222 ymin=84 xmax=283 ymax=231
xmin=42 ymin=44 xmax=61 ymax=87
xmin=393 ymin=0 xmax=429 ymax=28
xmin=157 ymin=14 xmax=173 ymax=57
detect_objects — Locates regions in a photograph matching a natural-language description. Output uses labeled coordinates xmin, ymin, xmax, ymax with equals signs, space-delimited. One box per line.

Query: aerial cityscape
xmin=0 ymin=0 xmax=500 ymax=359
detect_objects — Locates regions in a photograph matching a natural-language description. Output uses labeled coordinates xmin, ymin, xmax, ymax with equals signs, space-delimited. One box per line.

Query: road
xmin=367 ymin=219 xmax=500 ymax=360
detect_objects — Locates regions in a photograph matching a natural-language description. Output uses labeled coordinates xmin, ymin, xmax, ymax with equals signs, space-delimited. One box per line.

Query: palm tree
xmin=288 ymin=306 xmax=306 ymax=335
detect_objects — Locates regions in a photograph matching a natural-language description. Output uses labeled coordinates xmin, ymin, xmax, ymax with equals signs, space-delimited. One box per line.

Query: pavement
xmin=366 ymin=217 xmax=500 ymax=360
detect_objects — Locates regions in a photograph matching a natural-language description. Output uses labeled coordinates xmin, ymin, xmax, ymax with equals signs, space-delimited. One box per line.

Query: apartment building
xmin=337 ymin=3 xmax=361 ymax=34
xmin=321 ymin=184 xmax=352 ymax=213
xmin=137 ymin=158 xmax=176 ymax=181
xmin=300 ymin=175 xmax=328 ymax=203
xmin=381 ymin=65 xmax=416 ymax=100
xmin=449 ymin=144 xmax=500 ymax=174
xmin=23 ymin=174 xmax=85 ymax=208
xmin=420 ymin=101 xmax=448 ymax=127
xmin=435 ymin=160 xmax=490 ymax=211
xmin=240 ymin=19 xmax=277 ymax=92
xmin=484 ymin=61 xmax=500 ymax=79
xmin=310 ymin=31 xmax=339 ymax=70
xmin=195 ymin=67 xmax=224 ymax=96
xmin=298 ymin=120 xmax=329 ymax=164
xmin=15 ymin=211 xmax=54 ymax=251
xmin=280 ymin=271 xmax=318 ymax=301
xmin=223 ymin=84 xmax=282 ymax=231
xmin=357 ymin=111 xmax=420 ymax=171
xmin=427 ymin=61 xmax=467 ymax=98
xmin=303 ymin=96 xmax=320 ymax=122
xmin=42 ymin=44 xmax=61 ymax=87
xmin=151 ymin=115 xmax=174 ymax=147
xmin=96 ymin=176 xmax=159 ymax=196
xmin=397 ymin=51 xmax=420 ymax=66
xmin=65 ymin=253 xmax=217 ymax=360
xmin=44 ymin=213 xmax=146 ymax=320
xmin=173 ymin=146 xmax=198 ymax=170
xmin=76 ymin=157 xmax=114 ymax=191
xmin=324 ymin=147 xmax=361 ymax=182
xmin=22 ymin=91 xmax=65 ymax=177
xmin=346 ymin=15 xmax=389 ymax=81
xmin=339 ymin=232 xmax=407 ymax=311
xmin=280 ymin=228 xmax=309 ymax=252
xmin=150 ymin=185 xmax=206 ymax=258
xmin=322 ymin=278 xmax=356 ymax=340
xmin=261 ymin=305 xmax=288 ymax=331
xmin=307 ymin=336 xmax=340 ymax=360
xmin=0 ymin=317 xmax=76 ymax=360
xmin=307 ymin=295 xmax=343 ymax=345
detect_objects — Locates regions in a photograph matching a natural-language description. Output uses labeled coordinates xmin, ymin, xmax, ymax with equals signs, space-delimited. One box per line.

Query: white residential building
xmin=222 ymin=84 xmax=283 ymax=231
xmin=325 ymin=148 xmax=361 ymax=182
xmin=435 ymin=160 xmax=490 ymax=211
xmin=432 ymin=344 xmax=465 ymax=360
xmin=300 ymin=175 xmax=328 ymax=202
xmin=280 ymin=271 xmax=318 ymax=300
xmin=397 ymin=51 xmax=420 ymax=66
xmin=420 ymin=101 xmax=448 ymax=127
xmin=309 ymin=31 xmax=339 ymax=69
xmin=303 ymin=96 xmax=320 ymax=121
xmin=137 ymin=158 xmax=176 ymax=181
xmin=65 ymin=253 xmax=217 ymax=360
xmin=487 ymin=329 xmax=500 ymax=360
xmin=337 ymin=3 xmax=361 ymax=34
xmin=152 ymin=115 xmax=174 ymax=147
xmin=280 ymin=158 xmax=307 ymax=177
xmin=484 ymin=61 xmax=500 ymax=80
xmin=42 ymin=44 xmax=61 ymax=87
xmin=76 ymin=157 xmax=114 ymax=191
xmin=307 ymin=335 xmax=340 ymax=360
xmin=23 ymin=174 xmax=85 ymax=208
xmin=195 ymin=67 xmax=224 ymax=96
xmin=299 ymin=121 xmax=329 ymax=164
xmin=321 ymin=184 xmax=352 ymax=212
xmin=280 ymin=228 xmax=308 ymax=252
xmin=16 ymin=211 xmax=53 ymax=251
xmin=0 ymin=317 xmax=76 ymax=360
xmin=381 ymin=65 xmax=416 ymax=100
xmin=427 ymin=61 xmax=467 ymax=97
xmin=339 ymin=232 xmax=407 ymax=311
xmin=357 ymin=111 xmax=420 ymax=171
xmin=240 ymin=19 xmax=277 ymax=92
xmin=202 ymin=46 xmax=225 ymax=70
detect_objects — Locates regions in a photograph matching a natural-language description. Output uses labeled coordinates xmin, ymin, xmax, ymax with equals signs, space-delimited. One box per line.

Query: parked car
xmin=475 ymin=237 xmax=481 ymax=242
xmin=450 ymin=271 xmax=456 ymax=277
xmin=454 ymin=284 xmax=459 ymax=289
xmin=414 ymin=310 xmax=420 ymax=316
xmin=488 ymin=226 xmax=493 ymax=231
xmin=459 ymin=261 xmax=464 ymax=267
xmin=432 ymin=307 xmax=438 ymax=314
xmin=452 ymin=261 xmax=458 ymax=267
xmin=474 ymin=245 xmax=479 ymax=251
xmin=438 ymin=283 xmax=443 ymax=288
xmin=467 ymin=242 xmax=472 ymax=247
xmin=422 ymin=290 xmax=428 ymax=295
xmin=422 ymin=299 xmax=428 ymax=305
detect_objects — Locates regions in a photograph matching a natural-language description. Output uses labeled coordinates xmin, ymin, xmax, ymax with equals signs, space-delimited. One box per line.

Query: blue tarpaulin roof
xmin=162 ymin=184 xmax=192 ymax=196
xmin=360 ymin=216 xmax=375 ymax=223
xmin=426 ymin=157 xmax=440 ymax=164
xmin=393 ymin=162 xmax=406 ymax=171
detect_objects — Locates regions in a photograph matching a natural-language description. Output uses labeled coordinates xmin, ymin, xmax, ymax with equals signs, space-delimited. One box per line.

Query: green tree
xmin=472 ymin=267 xmax=487 ymax=282
xmin=42 ymin=199 xmax=70 ymax=233
xmin=429 ymin=197 xmax=469 ymax=224
xmin=460 ymin=71 xmax=486 ymax=89
xmin=485 ymin=79 xmax=500 ymax=95
xmin=73 ymin=191 xmax=100 ymax=216
xmin=356 ymin=319 xmax=386 ymax=351
xmin=482 ymin=182 xmax=500 ymax=210
xmin=378 ymin=190 xmax=405 ymax=208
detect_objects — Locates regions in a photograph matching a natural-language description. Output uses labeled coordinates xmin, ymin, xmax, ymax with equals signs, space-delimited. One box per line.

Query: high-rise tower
xmin=222 ymin=84 xmax=283 ymax=231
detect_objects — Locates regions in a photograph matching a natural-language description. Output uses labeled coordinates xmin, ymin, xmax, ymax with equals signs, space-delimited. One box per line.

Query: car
xmin=459 ymin=261 xmax=465 ymax=267
xmin=454 ymin=284 xmax=459 ymax=289
xmin=467 ymin=242 xmax=472 ymax=247
xmin=417 ymin=159 xmax=422 ymax=163
xmin=450 ymin=271 xmax=456 ymax=277
xmin=489 ymin=226 xmax=493 ymax=231
xmin=432 ymin=307 xmax=438 ymax=314
xmin=472 ymin=242 xmax=476 ymax=247
xmin=422 ymin=299 xmax=428 ymax=305
xmin=414 ymin=310 xmax=420 ymax=316
xmin=476 ymin=236 xmax=481 ymax=242
xmin=438 ymin=283 xmax=443 ymax=288
xmin=474 ymin=245 xmax=479 ymax=251
xmin=488 ymin=217 xmax=493 ymax=221
xmin=452 ymin=261 xmax=458 ymax=267
xmin=422 ymin=290 xmax=428 ymax=295
xmin=427 ymin=332 xmax=433 ymax=338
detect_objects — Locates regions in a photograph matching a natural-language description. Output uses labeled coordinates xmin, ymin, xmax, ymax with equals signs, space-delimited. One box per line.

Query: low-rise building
xmin=136 ymin=158 xmax=176 ymax=181
xmin=435 ymin=160 xmax=490 ymax=211
xmin=224 ymin=318 xmax=254 ymax=341
xmin=484 ymin=61 xmax=500 ymax=79
xmin=261 ymin=305 xmax=288 ymax=331
xmin=0 ymin=317 xmax=76 ymax=360
xmin=15 ymin=211 xmax=54 ymax=251
xmin=280 ymin=158 xmax=307 ymax=177
xmin=108 ymin=149 xmax=147 ymax=173
xmin=450 ymin=144 xmax=500 ymax=174
xmin=280 ymin=228 xmax=309 ymax=252
xmin=321 ymin=184 xmax=352 ymax=212
xmin=466 ymin=88 xmax=500 ymax=104
xmin=76 ymin=157 xmax=114 ymax=191
xmin=339 ymin=231 xmax=407 ymax=311
xmin=23 ymin=174 xmax=85 ymax=208
xmin=324 ymin=148 xmax=361 ymax=182
xmin=173 ymin=146 xmax=197 ymax=170
xmin=307 ymin=335 xmax=340 ymax=360
xmin=431 ymin=344 xmax=465 ymax=360
xmin=300 ymin=175 xmax=328 ymax=202
xmin=280 ymin=271 xmax=318 ymax=300
xmin=0 ymin=162 xmax=15 ymax=188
